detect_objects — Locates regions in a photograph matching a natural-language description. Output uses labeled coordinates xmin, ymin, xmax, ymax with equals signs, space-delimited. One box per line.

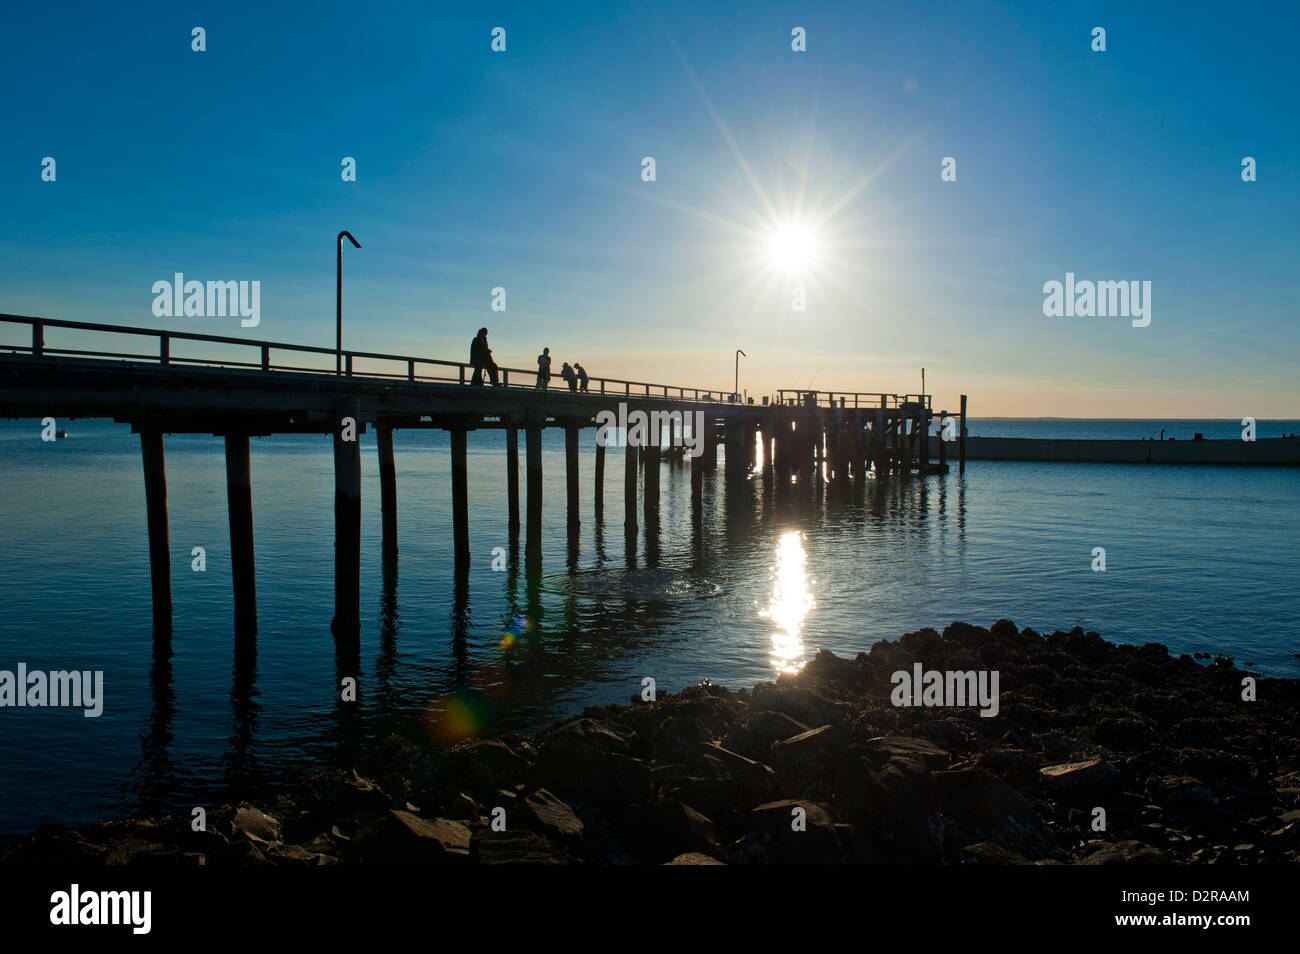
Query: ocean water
xmin=0 ymin=417 xmax=1297 ymax=837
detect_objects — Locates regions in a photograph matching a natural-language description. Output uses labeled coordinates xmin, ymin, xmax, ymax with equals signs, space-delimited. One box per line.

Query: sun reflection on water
xmin=760 ymin=530 xmax=815 ymax=674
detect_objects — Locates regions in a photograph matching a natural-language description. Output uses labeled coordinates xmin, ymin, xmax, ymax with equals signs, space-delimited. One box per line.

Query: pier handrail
xmin=1 ymin=313 xmax=741 ymax=404
xmin=775 ymin=389 xmax=934 ymax=413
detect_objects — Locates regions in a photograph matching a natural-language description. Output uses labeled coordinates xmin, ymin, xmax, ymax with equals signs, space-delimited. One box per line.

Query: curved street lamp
xmin=337 ymin=230 xmax=361 ymax=375
xmin=734 ymin=349 xmax=746 ymax=402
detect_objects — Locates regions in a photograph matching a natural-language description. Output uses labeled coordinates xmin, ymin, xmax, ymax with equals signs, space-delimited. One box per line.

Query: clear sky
xmin=2 ymin=0 xmax=1296 ymax=416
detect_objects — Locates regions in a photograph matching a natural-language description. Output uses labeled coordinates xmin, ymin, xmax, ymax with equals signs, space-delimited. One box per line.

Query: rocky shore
xmin=5 ymin=620 xmax=1299 ymax=865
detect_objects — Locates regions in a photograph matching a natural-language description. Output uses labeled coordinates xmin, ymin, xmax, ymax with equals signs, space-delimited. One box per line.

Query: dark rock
xmin=749 ymin=800 xmax=841 ymax=865
xmin=960 ymin=841 xmax=1030 ymax=864
xmin=447 ymin=739 xmax=533 ymax=792
xmin=748 ymin=711 xmax=812 ymax=749
xmin=471 ymin=830 xmax=569 ymax=865
xmin=665 ymin=851 xmax=725 ymax=865
xmin=861 ymin=735 xmax=952 ymax=771
xmin=669 ymin=776 xmax=741 ymax=823
xmin=935 ymin=767 xmax=1052 ymax=859
xmin=515 ymin=788 xmax=584 ymax=854
xmin=686 ymin=742 xmax=781 ymax=807
xmin=769 ymin=724 xmax=851 ymax=792
xmin=1079 ymin=840 xmax=1169 ymax=865
xmin=346 ymin=811 xmax=470 ymax=864
xmin=618 ymin=801 xmax=719 ymax=862
xmin=231 ymin=806 xmax=281 ymax=847
xmin=1039 ymin=758 xmax=1120 ymax=802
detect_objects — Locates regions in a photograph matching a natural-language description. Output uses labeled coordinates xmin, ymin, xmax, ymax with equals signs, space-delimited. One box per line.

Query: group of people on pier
xmin=469 ymin=328 xmax=589 ymax=392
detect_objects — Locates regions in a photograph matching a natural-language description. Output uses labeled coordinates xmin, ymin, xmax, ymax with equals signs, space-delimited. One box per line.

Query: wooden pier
xmin=0 ymin=314 xmax=965 ymax=642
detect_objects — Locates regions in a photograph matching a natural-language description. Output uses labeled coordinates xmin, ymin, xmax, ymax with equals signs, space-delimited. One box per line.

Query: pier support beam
xmin=624 ymin=443 xmax=639 ymax=534
xmin=332 ymin=411 xmax=362 ymax=638
xmin=506 ymin=421 xmax=520 ymax=533
xmin=224 ymin=434 xmax=257 ymax=636
xmin=594 ymin=439 xmax=605 ymax=515
xmin=724 ymin=417 xmax=744 ymax=484
xmin=140 ymin=432 xmax=172 ymax=637
xmin=643 ymin=437 xmax=661 ymax=521
xmin=525 ymin=423 xmax=543 ymax=573
xmin=377 ymin=427 xmax=397 ymax=556
xmin=450 ymin=427 xmax=470 ymax=573
xmin=690 ymin=421 xmax=704 ymax=508
xmin=959 ymin=394 xmax=968 ymax=475
xmin=565 ymin=424 xmax=580 ymax=534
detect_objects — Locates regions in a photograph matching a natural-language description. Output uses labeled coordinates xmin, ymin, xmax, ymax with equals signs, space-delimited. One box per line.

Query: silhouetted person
xmin=536 ymin=347 xmax=552 ymax=389
xmin=560 ymin=362 xmax=577 ymax=392
xmin=469 ymin=327 xmax=498 ymax=386
xmin=575 ymin=362 xmax=589 ymax=392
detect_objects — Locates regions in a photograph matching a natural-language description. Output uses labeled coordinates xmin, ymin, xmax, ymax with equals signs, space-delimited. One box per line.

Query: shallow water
xmin=0 ymin=418 xmax=1297 ymax=836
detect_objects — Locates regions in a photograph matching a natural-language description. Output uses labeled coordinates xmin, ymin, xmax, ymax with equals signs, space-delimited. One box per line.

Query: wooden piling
xmin=565 ymin=424 xmax=580 ymax=533
xmin=450 ymin=427 xmax=470 ymax=572
xmin=139 ymin=432 xmax=172 ymax=636
xmin=643 ymin=434 xmax=661 ymax=518
xmin=224 ymin=433 xmax=257 ymax=636
xmin=690 ymin=436 xmax=704 ymax=507
xmin=505 ymin=421 xmax=520 ymax=533
xmin=377 ymin=427 xmax=397 ymax=555
xmin=624 ymin=443 xmax=639 ymax=533
xmin=959 ymin=394 xmax=968 ymax=474
xmin=850 ymin=410 xmax=863 ymax=479
xmin=332 ymin=412 xmax=361 ymax=637
xmin=724 ymin=416 xmax=744 ymax=483
xmin=594 ymin=438 xmax=605 ymax=514
xmin=526 ymin=424 xmax=543 ymax=572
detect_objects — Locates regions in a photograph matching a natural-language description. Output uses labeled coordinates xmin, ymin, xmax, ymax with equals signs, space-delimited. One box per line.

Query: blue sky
xmin=2 ymin=0 xmax=1296 ymax=415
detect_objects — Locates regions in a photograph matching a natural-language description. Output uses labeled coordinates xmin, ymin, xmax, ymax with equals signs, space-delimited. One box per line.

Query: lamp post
xmin=337 ymin=230 xmax=361 ymax=375
xmin=734 ymin=349 xmax=746 ymax=402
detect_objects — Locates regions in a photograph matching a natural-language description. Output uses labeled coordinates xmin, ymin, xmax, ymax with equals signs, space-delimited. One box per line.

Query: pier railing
xmin=1 ymin=314 xmax=738 ymax=404
xmin=775 ymin=389 xmax=935 ymax=413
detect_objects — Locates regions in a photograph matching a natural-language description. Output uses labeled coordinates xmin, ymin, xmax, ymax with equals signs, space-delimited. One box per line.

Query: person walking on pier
xmin=469 ymin=327 xmax=499 ymax=386
xmin=536 ymin=347 xmax=552 ymax=389
xmin=575 ymin=362 xmax=589 ymax=392
xmin=560 ymin=361 xmax=578 ymax=392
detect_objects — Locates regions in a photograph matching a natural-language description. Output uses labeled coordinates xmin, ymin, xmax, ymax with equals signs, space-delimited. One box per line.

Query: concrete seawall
xmin=958 ymin=435 xmax=1300 ymax=465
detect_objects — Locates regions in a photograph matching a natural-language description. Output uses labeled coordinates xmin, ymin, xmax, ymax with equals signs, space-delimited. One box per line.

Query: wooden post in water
xmin=377 ymin=427 xmax=397 ymax=555
xmin=140 ymin=432 xmax=172 ymax=637
xmin=643 ymin=430 xmax=661 ymax=519
xmin=332 ymin=409 xmax=362 ymax=637
xmin=505 ymin=420 xmax=520 ymax=533
xmin=224 ymin=433 xmax=257 ymax=636
xmin=724 ymin=416 xmax=743 ymax=484
xmin=594 ymin=438 xmax=605 ymax=515
xmin=850 ymin=410 xmax=863 ymax=479
xmin=525 ymin=422 xmax=543 ymax=572
xmin=450 ymin=426 xmax=470 ymax=573
xmin=690 ymin=430 xmax=704 ymax=507
xmin=624 ymin=442 xmax=639 ymax=533
xmin=565 ymin=424 xmax=580 ymax=533
xmin=959 ymin=394 xmax=968 ymax=474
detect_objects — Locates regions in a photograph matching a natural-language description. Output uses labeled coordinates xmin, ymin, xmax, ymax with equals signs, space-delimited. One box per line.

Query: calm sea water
xmin=0 ymin=417 xmax=1297 ymax=837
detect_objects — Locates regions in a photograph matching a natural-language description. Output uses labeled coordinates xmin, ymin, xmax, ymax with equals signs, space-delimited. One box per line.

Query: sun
xmin=766 ymin=222 xmax=818 ymax=274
